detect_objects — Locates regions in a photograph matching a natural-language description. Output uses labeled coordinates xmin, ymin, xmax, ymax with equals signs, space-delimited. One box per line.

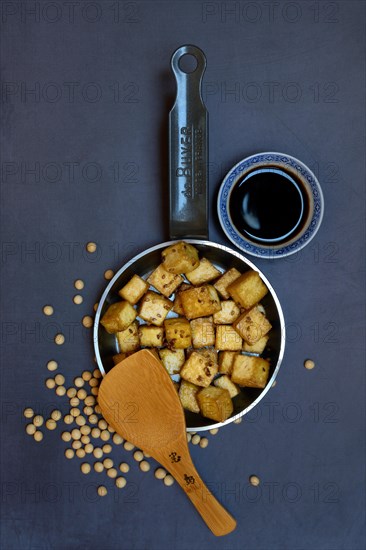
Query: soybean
xmin=34 ymin=431 xmax=43 ymax=442
xmin=46 ymin=419 xmax=57 ymax=430
xmin=47 ymin=360 xmax=58 ymax=371
xmin=26 ymin=424 xmax=36 ymax=435
xmin=154 ymin=468 xmax=166 ymax=480
xmin=74 ymin=279 xmax=84 ymax=290
xmin=249 ymin=475 xmax=260 ymax=486
xmin=140 ymin=461 xmax=150 ymax=472
xmin=45 ymin=378 xmax=56 ymax=389
xmin=163 ymin=475 xmax=174 ymax=487
xmin=103 ymin=458 xmax=113 ymax=469
xmin=97 ymin=486 xmax=107 ymax=497
xmin=81 ymin=463 xmax=91 ymax=474
xmin=51 ymin=410 xmax=62 ymax=421
xmin=115 ymin=477 xmax=126 ymax=489
xmin=94 ymin=462 xmax=104 ymax=473
xmin=23 ymin=408 xmax=34 ymax=419
xmin=133 ymin=451 xmax=143 ymax=462
xmin=33 ymin=415 xmax=44 ymax=427
xmin=119 ymin=463 xmax=130 ymax=473
xmin=82 ymin=316 xmax=93 ymax=329
xmin=54 ymin=333 xmax=65 ymax=345
xmin=86 ymin=242 xmax=97 ymax=253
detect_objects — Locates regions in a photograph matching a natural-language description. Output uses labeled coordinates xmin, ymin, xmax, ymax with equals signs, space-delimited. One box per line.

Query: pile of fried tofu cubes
xmin=100 ymin=242 xmax=272 ymax=424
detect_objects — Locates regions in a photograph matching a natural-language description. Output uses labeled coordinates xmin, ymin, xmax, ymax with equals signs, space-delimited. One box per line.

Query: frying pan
xmin=94 ymin=45 xmax=286 ymax=431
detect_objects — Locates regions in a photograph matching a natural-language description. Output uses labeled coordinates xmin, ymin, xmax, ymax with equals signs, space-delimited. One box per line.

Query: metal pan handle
xmin=169 ymin=45 xmax=208 ymax=240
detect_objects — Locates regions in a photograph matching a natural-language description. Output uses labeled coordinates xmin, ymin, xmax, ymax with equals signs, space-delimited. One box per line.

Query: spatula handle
xmin=159 ymin=448 xmax=236 ymax=536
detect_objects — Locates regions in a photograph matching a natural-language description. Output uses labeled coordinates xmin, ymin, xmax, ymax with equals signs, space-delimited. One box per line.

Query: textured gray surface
xmin=1 ymin=1 xmax=365 ymax=549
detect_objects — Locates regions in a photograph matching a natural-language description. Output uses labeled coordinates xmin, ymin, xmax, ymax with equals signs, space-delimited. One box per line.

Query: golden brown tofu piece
xmin=179 ymin=380 xmax=200 ymax=413
xmin=185 ymin=257 xmax=221 ymax=285
xmin=213 ymin=300 xmax=240 ymax=324
xmin=231 ymin=355 xmax=270 ymax=388
xmin=215 ymin=325 xmax=242 ymax=351
xmin=164 ymin=318 xmax=192 ymax=349
xmin=138 ymin=291 xmax=172 ymax=327
xmin=214 ymin=268 xmax=241 ymax=299
xmin=233 ymin=306 xmax=272 ymax=345
xmin=180 ymin=285 xmax=221 ymax=320
xmin=214 ymin=374 xmax=240 ymax=398
xmin=161 ymin=242 xmax=199 ymax=274
xmin=147 ymin=264 xmax=183 ymax=297
xmin=243 ymin=335 xmax=269 ymax=354
xmin=194 ymin=348 xmax=218 ymax=364
xmin=100 ymin=301 xmax=137 ymax=334
xmin=172 ymin=283 xmax=191 ymax=315
xmin=197 ymin=386 xmax=233 ymax=422
xmin=180 ymin=351 xmax=218 ymax=387
xmin=118 ymin=274 xmax=149 ymax=305
xmin=172 ymin=294 xmax=184 ymax=315
xmin=190 ymin=317 xmax=215 ymax=348
xmin=158 ymin=348 xmax=185 ymax=374
xmin=228 ymin=270 xmax=268 ymax=309
xmin=116 ymin=321 xmax=140 ymax=353
xmin=138 ymin=325 xmax=164 ymax=347
xmin=218 ymin=351 xmax=238 ymax=375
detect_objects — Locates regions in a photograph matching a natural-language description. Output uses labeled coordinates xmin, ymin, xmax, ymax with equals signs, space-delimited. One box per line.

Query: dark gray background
xmin=1 ymin=1 xmax=365 ymax=549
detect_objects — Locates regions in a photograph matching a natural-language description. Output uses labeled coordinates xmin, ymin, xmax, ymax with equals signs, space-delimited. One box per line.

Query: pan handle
xmin=169 ymin=45 xmax=208 ymax=240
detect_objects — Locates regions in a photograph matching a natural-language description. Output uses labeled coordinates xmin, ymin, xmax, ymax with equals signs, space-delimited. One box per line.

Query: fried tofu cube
xmin=179 ymin=380 xmax=200 ymax=413
xmin=118 ymin=275 xmax=149 ymax=305
xmin=138 ymin=291 xmax=172 ymax=327
xmin=158 ymin=348 xmax=185 ymax=375
xmin=180 ymin=283 xmax=192 ymax=292
xmin=164 ymin=318 xmax=191 ymax=349
xmin=112 ymin=352 xmax=127 ymax=365
xmin=197 ymin=348 xmax=218 ymax=364
xmin=138 ymin=325 xmax=164 ymax=348
xmin=161 ymin=241 xmax=199 ymax=274
xmin=185 ymin=257 xmax=221 ymax=285
xmin=231 ymin=355 xmax=270 ymax=388
xmin=214 ymin=268 xmax=241 ymax=299
xmin=214 ymin=375 xmax=240 ymax=398
xmin=213 ymin=300 xmax=240 ymax=324
xmin=116 ymin=321 xmax=140 ymax=353
xmin=197 ymin=387 xmax=233 ymax=422
xmin=180 ymin=351 xmax=218 ymax=387
xmin=228 ymin=270 xmax=268 ymax=309
xmin=243 ymin=335 xmax=269 ymax=354
xmin=173 ymin=283 xmax=191 ymax=315
xmin=147 ymin=263 xmax=183 ymax=297
xmin=100 ymin=301 xmax=137 ymax=334
xmin=233 ymin=306 xmax=272 ymax=344
xmin=190 ymin=317 xmax=215 ymax=348
xmin=180 ymin=285 xmax=221 ymax=320
xmin=173 ymin=294 xmax=184 ymax=315
xmin=215 ymin=325 xmax=242 ymax=351
xmin=189 ymin=348 xmax=218 ymax=365
xmin=218 ymin=351 xmax=238 ymax=375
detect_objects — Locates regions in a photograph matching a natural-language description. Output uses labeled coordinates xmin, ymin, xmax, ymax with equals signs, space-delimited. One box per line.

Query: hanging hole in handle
xmin=178 ymin=54 xmax=198 ymax=74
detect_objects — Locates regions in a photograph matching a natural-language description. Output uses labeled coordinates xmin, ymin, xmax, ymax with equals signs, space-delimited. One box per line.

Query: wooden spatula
xmin=98 ymin=349 xmax=237 ymax=536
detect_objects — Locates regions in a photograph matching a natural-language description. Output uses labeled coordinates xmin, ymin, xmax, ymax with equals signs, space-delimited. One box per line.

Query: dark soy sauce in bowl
xmin=229 ymin=167 xmax=307 ymax=244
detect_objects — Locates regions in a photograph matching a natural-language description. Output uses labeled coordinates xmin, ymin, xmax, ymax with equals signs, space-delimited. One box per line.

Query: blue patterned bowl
xmin=217 ymin=152 xmax=324 ymax=259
